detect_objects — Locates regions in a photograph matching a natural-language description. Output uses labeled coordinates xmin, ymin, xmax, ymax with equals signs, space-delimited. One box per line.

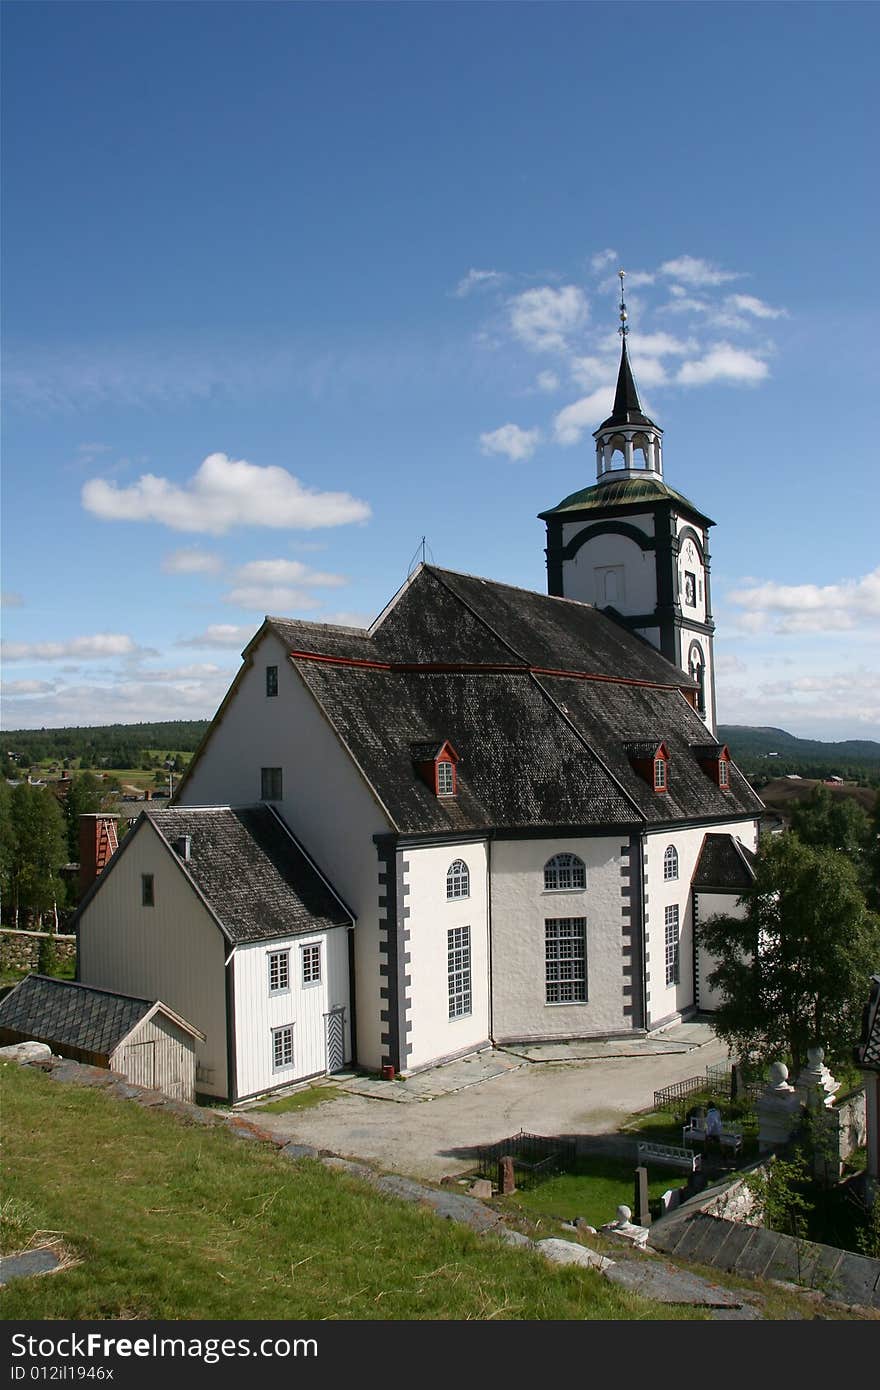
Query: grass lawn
xmin=498 ymin=1157 xmax=676 ymax=1226
xmin=0 ymin=1062 xmax=697 ymax=1321
xmin=252 ymin=1084 xmax=343 ymax=1114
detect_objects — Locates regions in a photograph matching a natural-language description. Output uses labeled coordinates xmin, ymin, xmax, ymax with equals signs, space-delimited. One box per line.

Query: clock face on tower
xmin=684 ymin=571 xmax=696 ymax=606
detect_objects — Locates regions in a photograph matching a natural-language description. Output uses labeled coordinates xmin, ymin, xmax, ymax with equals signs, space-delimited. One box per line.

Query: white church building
xmin=75 ymin=317 xmax=762 ymax=1101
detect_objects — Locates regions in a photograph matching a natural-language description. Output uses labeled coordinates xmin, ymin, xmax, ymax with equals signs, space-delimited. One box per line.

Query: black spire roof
xmin=597 ymin=337 xmax=656 ymax=431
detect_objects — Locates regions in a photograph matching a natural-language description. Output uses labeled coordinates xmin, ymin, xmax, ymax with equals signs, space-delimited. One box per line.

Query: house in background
xmin=71 ymin=327 xmax=763 ymax=1100
xmin=0 ymin=974 xmax=204 ymax=1101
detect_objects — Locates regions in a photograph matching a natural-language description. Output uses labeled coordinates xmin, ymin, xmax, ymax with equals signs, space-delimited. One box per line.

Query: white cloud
xmin=725 ymin=293 xmax=787 ymax=321
xmin=759 ymin=671 xmax=879 ymax=699
xmin=727 ymin=566 xmax=880 ymax=635
xmin=319 ymin=611 xmax=373 ymax=628
xmin=632 ymin=332 xmax=692 ymax=358
xmin=479 ymin=424 xmax=541 ymax=462
xmin=628 ymin=355 xmax=668 ymax=388
xmin=224 ymin=586 xmax=323 ymax=613
xmin=132 ymin=663 xmax=223 ymax=683
xmin=232 ymin=558 xmax=346 ymax=588
xmin=0 ymin=673 xmax=235 ymax=727
xmin=161 ymin=548 xmax=223 ymax=575
xmin=663 ymin=290 xmax=710 ymax=314
xmin=536 ymin=370 xmax=560 ymax=393
xmin=1 ymin=680 xmax=56 ymax=695
xmin=623 ymin=270 xmax=656 ymax=288
xmin=2 ymin=633 xmax=138 ymax=663
xmin=570 ymin=356 xmax=614 ymax=390
xmin=590 ymin=249 xmax=618 ymax=273
xmin=1 ymin=592 xmax=23 ymax=608
xmin=659 ymin=256 xmax=741 ymax=287
xmin=453 ymin=268 xmax=504 ymax=298
xmin=508 ymin=286 xmax=588 ymax=352
xmin=677 ymin=344 xmax=769 ymax=386
xmin=176 ymin=624 xmax=254 ymax=649
xmin=82 ymin=452 xmax=371 ymax=534
xmin=553 ymin=388 xmax=614 ymax=445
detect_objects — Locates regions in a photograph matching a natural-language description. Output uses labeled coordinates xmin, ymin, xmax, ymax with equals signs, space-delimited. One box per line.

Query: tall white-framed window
xmin=446 ymin=859 xmax=470 ymax=899
xmin=436 ymin=761 xmax=455 ymax=796
xmin=447 ymin=926 xmax=472 ymax=1019
xmin=267 ymin=949 xmax=290 ymax=993
xmin=663 ymin=845 xmax=679 ymax=881
xmin=654 ymin=758 xmax=667 ymax=791
xmin=545 ymin=918 xmax=587 ymax=1004
xmin=543 ymin=852 xmax=586 ymax=892
xmin=719 ymin=759 xmax=730 ymax=789
xmin=665 ymin=905 xmax=680 ymax=987
xmin=301 ymin=943 xmax=322 ymax=986
xmin=272 ymin=1024 xmax=294 ymax=1070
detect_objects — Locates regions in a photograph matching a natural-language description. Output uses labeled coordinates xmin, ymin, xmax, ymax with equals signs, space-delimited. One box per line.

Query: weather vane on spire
xmin=618 ymin=268 xmax=628 ymax=339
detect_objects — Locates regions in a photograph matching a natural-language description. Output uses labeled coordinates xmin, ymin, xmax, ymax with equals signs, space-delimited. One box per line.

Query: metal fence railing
xmin=473 ymin=1130 xmax=577 ymax=1190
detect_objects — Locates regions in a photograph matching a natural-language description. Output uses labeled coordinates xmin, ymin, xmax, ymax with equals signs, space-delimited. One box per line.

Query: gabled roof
xmin=145 ymin=806 xmax=353 ymax=944
xmin=0 ymin=975 xmax=202 ymax=1057
xmin=623 ymin=739 xmax=666 ymax=761
xmin=855 ymin=975 xmax=880 ymax=1071
xmin=692 ymin=833 xmax=758 ymax=891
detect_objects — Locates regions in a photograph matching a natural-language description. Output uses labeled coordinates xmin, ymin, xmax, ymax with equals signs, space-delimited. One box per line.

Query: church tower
xmin=539 ymin=272 xmax=718 ymax=733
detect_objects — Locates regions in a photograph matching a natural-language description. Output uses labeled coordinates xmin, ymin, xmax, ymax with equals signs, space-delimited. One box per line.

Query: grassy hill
xmin=718 ymin=726 xmax=880 ymax=781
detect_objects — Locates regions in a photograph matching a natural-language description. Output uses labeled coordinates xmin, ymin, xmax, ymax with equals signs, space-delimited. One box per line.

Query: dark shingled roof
xmin=692 ymin=833 xmax=758 ymax=891
xmin=0 ymin=975 xmax=156 ymax=1057
xmin=855 ymin=975 xmax=880 ymax=1071
xmin=264 ymin=616 xmax=375 ymax=662
xmin=598 ymin=338 xmax=656 ymax=431
xmin=146 ymin=805 xmax=352 ymax=943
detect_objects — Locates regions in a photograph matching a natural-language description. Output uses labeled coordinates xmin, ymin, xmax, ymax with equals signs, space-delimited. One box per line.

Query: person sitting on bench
xmin=705 ymin=1105 xmax=723 ymax=1144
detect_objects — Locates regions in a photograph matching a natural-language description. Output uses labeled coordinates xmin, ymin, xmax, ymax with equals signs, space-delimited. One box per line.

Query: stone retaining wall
xmin=0 ymin=929 xmax=77 ymax=973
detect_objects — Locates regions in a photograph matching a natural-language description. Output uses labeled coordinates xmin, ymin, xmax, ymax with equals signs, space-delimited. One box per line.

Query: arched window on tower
xmin=609 ymin=434 xmax=627 ymax=470
xmin=632 ymin=433 xmax=649 ymax=469
xmin=689 ymin=643 xmax=706 ymax=716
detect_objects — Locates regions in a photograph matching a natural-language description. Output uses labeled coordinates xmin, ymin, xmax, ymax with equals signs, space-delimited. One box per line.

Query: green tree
xmin=4 ymin=783 xmax=67 ymax=928
xmin=63 ymin=771 xmax=106 ymax=859
xmin=697 ymin=832 xmax=880 ymax=1074
xmin=790 ymin=784 xmax=872 ymax=877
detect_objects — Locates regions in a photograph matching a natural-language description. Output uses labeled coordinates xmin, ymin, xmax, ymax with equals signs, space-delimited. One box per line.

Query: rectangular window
xmin=665 ymin=905 xmax=680 ymax=986
xmin=436 ymin=761 xmax=455 ymax=796
xmin=141 ymin=873 xmax=155 ymax=907
xmin=261 ymin=767 xmax=282 ymax=801
xmin=719 ymin=760 xmax=730 ymax=788
xmin=447 ymin=926 xmax=472 ymax=1019
xmin=266 ymin=665 xmax=278 ymax=697
xmin=654 ymin=758 xmax=667 ymax=791
xmin=301 ymin=943 xmax=322 ymax=985
xmin=272 ymin=1024 xmax=294 ymax=1070
xmin=545 ymin=918 xmax=587 ymax=1004
xmin=268 ymin=950 xmax=289 ymax=993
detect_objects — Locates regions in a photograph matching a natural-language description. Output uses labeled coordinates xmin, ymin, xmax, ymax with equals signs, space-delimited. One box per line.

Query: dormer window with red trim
xmin=692 ymin=743 xmax=732 ymax=791
xmin=411 ymin=739 xmax=460 ymax=798
xmin=623 ymin=739 xmax=669 ymax=793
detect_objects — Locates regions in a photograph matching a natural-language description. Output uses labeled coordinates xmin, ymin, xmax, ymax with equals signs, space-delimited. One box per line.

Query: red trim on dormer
xmin=413 ymin=741 xmax=460 ymax=798
xmin=697 ymin=744 xmax=731 ymax=790
xmin=626 ymin=740 xmax=669 ymax=793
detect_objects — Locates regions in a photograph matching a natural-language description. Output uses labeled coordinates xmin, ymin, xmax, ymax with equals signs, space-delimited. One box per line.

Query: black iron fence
xmin=473 ymin=1130 xmax=577 ymax=1190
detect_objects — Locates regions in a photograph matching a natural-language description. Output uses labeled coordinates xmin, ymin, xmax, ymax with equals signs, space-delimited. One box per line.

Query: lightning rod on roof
xmin=407 ymin=535 xmax=434 ymax=578
xmin=618 ymin=268 xmax=628 ymax=339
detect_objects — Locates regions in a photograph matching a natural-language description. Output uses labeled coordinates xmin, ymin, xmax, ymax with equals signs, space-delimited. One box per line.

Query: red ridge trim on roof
xmin=288 ymin=650 xmax=689 ymax=692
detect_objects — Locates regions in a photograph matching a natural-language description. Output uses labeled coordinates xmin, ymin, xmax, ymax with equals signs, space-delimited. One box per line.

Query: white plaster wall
xmin=402 ymin=841 xmax=490 ymax=1070
xmin=675 ymin=523 xmax=708 ymax=625
xmin=78 ymin=821 xmax=229 ymax=1096
xmin=643 ymin=824 xmax=710 ymax=1025
xmin=490 ymin=835 xmax=630 ymax=1041
xmin=232 ymin=926 xmax=350 ymax=1099
xmin=694 ymin=888 xmax=748 ymax=1012
xmin=560 ymin=531 xmax=657 ymax=614
xmin=179 ymin=632 xmax=392 ymax=1070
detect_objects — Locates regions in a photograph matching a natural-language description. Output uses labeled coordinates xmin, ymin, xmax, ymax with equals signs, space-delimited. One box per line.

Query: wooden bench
xmin=682 ymin=1123 xmax=743 ymax=1154
xmin=636 ymin=1141 xmax=701 ymax=1173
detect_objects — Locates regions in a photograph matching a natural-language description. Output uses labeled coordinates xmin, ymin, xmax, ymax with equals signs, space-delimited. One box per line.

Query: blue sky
xmin=2 ymin=1 xmax=878 ymax=740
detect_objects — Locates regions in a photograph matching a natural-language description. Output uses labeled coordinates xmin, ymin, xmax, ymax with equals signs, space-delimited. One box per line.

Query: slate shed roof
xmin=0 ymin=975 xmax=178 ymax=1058
xmin=692 ymin=834 xmax=758 ymax=891
xmin=145 ymin=805 xmax=352 ymax=944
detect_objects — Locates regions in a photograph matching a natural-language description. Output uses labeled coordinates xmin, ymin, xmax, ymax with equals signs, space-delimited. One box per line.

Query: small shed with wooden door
xmin=0 ymin=974 xmax=204 ymax=1101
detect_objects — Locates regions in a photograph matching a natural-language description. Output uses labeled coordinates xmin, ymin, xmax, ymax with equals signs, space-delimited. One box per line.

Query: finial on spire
xmin=618 ymin=269 xmax=628 ymax=339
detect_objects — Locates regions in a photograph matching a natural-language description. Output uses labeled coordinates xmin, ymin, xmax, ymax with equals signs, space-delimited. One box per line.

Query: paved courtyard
xmin=246 ymin=1024 xmax=731 ymax=1181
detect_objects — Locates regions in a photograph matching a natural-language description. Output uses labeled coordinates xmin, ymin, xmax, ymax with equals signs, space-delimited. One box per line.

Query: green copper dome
xmin=539 ymin=474 xmax=713 ymax=522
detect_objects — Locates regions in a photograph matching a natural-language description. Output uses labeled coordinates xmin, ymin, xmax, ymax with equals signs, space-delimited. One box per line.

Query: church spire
xmin=593 ymin=269 xmax=663 ymax=479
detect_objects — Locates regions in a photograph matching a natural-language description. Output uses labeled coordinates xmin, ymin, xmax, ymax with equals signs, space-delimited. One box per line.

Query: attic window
xmin=719 ymin=758 xmax=730 ymax=789
xmin=437 ymin=760 xmax=455 ymax=797
xmin=623 ymin=739 xmax=669 ymax=793
xmin=654 ymin=758 xmax=667 ymax=792
xmin=693 ymin=743 xmax=732 ymax=791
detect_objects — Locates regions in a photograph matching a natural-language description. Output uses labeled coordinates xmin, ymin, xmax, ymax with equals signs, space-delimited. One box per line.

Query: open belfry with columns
xmin=71 ymin=276 xmax=763 ymax=1101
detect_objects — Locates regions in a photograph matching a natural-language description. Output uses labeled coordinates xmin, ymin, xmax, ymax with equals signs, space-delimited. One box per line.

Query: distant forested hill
xmin=2 ymin=721 xmax=211 ymax=770
xmin=718 ymin=725 xmax=880 ymax=781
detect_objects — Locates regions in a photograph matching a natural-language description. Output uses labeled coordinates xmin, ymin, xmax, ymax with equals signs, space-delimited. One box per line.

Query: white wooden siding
xmin=232 ymin=926 xmax=351 ymax=1098
xmin=77 ymin=820 xmax=228 ymax=1096
xmin=179 ymin=632 xmax=389 ymax=1069
xmin=112 ymin=1012 xmax=198 ymax=1101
